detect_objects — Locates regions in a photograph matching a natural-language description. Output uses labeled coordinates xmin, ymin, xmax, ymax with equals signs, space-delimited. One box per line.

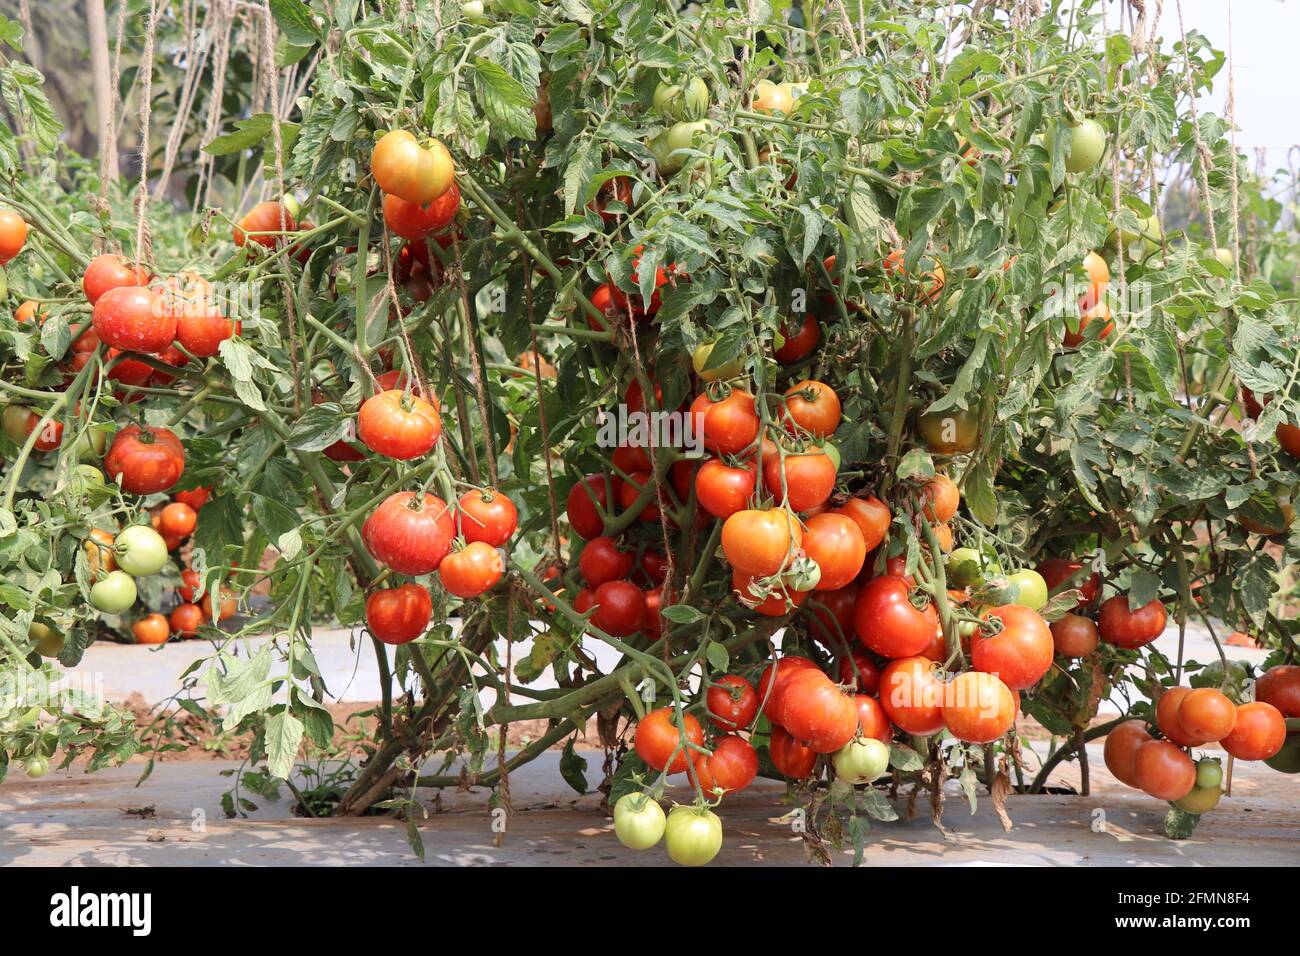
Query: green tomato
xmin=114 ymin=525 xmax=169 ymax=576
xmin=784 ymin=555 xmax=822 ymax=592
xmin=917 ymin=407 xmax=979 ymax=455
xmin=648 ymin=129 xmax=680 ymax=175
xmin=25 ymin=755 xmax=49 ymax=778
xmin=653 ymin=76 xmax=709 ymax=121
xmin=28 ymin=621 xmax=64 ymax=658
xmin=665 ymin=120 xmax=711 ymax=167
xmin=90 ymin=570 xmax=137 ymax=614
xmin=461 ymin=0 xmax=487 ymax=23
xmin=832 ymin=737 xmax=890 ymax=785
xmin=2 ymin=404 xmax=30 ymax=444
xmin=1174 ymin=785 xmax=1221 ymax=815
xmin=1063 ymin=119 xmax=1106 ymax=174
xmin=664 ymin=806 xmax=723 ymax=866
xmin=1195 ymin=758 xmax=1223 ymax=790
xmin=947 ymin=547 xmax=995 ymax=587
xmin=821 ymin=440 xmax=841 ymax=471
xmin=281 ymin=193 xmax=302 ymax=220
xmin=691 ymin=341 xmax=743 ymax=382
xmin=612 ymin=793 xmax=666 ymax=850
xmin=1005 ymin=569 xmax=1048 ymax=611
xmin=1213 ymin=247 xmax=1234 ymax=269
xmin=73 ymin=423 xmax=111 ymax=462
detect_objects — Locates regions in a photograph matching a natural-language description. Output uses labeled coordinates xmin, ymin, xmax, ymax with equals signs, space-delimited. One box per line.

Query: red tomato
xmin=170 ymin=603 xmax=204 ymax=638
xmin=878 ymin=656 xmax=945 ymax=735
xmin=941 ymin=671 xmax=1016 ymax=743
xmin=694 ymin=457 xmax=757 ymax=520
xmin=175 ymin=305 xmax=239 ymax=358
xmin=589 ymin=175 xmax=633 ymax=221
xmin=1102 ymin=720 xmax=1152 ymax=787
xmin=1255 ymin=664 xmax=1300 ymax=718
xmin=706 ymin=675 xmax=759 ymax=732
xmin=836 ymin=649 xmax=881 ymax=695
xmin=641 ymin=587 xmax=663 ymax=637
xmin=854 ymin=575 xmax=938 ymax=659
xmin=92 ymin=286 xmax=173 ymax=354
xmin=1132 ymin=739 xmax=1196 ymax=801
xmin=357 ymin=390 xmax=442 ymax=459
xmin=362 ymin=492 xmax=455 ymax=574
xmin=852 ymin=694 xmax=893 ymax=742
xmin=834 ymin=496 xmax=891 ymax=552
xmin=634 ymin=706 xmax=703 ymax=773
xmin=612 ymin=443 xmax=652 ymax=475
xmin=732 ymin=569 xmax=808 ymax=617
xmin=82 ymin=253 xmax=150 ymax=305
xmin=774 ymin=311 xmax=820 ymax=364
xmin=1177 ymin=688 xmax=1237 ymax=742
xmin=692 ymin=735 xmax=758 ymax=794
xmin=234 ymin=201 xmax=297 ymax=248
xmin=756 ymin=656 xmax=819 ymax=721
xmin=366 ymin=584 xmax=433 ymax=644
xmin=636 ymin=550 xmax=669 ymax=587
xmin=439 ymin=542 xmax=505 ymax=598
xmin=1049 ymin=613 xmax=1098 ymax=658
xmin=159 ymin=502 xmax=197 ymax=537
xmin=782 ymin=380 xmax=841 ymax=437
xmin=105 ymin=425 xmax=185 ymax=495
xmin=172 ymin=487 xmax=210 ymax=512
xmin=1036 ymin=557 xmax=1100 ymax=607
xmin=721 ymin=508 xmax=802 ymax=577
xmin=590 ymin=580 xmax=645 ymax=636
xmin=578 ymin=536 xmax=634 ymax=587
xmin=1097 ymin=595 xmax=1167 ymax=650
xmin=762 ymin=447 xmax=837 ymax=513
xmin=0 ymin=208 xmax=28 ymax=264
xmin=768 ymin=725 xmax=818 ymax=778
xmin=132 ymin=613 xmax=170 ymax=645
xmin=971 ymin=604 xmax=1054 ymax=691
xmin=383 ymin=183 xmax=460 ymax=240
xmin=810 ymin=584 xmax=860 ymax=650
xmin=618 ymin=470 xmax=661 ymax=523
xmin=691 ymin=390 xmax=759 ymax=456
xmin=177 ymin=568 xmax=201 ymax=603
xmin=802 ymin=513 xmax=866 ymax=591
xmin=565 ymin=474 xmax=616 ymax=539
xmin=456 ymin=489 xmax=518 ymax=546
xmin=1220 ymin=702 xmax=1286 ymax=760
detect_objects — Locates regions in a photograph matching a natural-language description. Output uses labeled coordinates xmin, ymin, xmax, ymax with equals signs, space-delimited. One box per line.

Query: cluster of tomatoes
xmin=1104 ymin=664 xmax=1299 ymax=813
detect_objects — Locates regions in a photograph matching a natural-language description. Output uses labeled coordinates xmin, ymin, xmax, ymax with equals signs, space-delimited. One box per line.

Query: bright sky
xmin=1143 ymin=0 xmax=1300 ymax=174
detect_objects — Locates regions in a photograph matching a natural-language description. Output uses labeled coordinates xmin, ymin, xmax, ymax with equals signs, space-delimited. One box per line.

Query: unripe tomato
xmin=832 ymin=736 xmax=890 ymax=784
xmin=654 ymin=76 xmax=709 ymax=121
xmin=751 ymin=79 xmax=793 ymax=115
xmin=24 ymin=755 xmax=48 ymax=778
xmin=664 ymin=806 xmax=723 ymax=866
xmin=82 ymin=253 xmax=151 ymax=305
xmin=90 ymin=570 xmax=137 ymax=614
xmin=132 ymin=613 xmax=170 ymax=645
xmin=114 ymin=525 xmax=169 ymax=576
xmin=692 ymin=340 xmax=743 ymax=382
xmin=366 ymin=583 xmax=433 ymax=644
xmin=29 ymin=621 xmax=64 ymax=658
xmin=633 ymin=706 xmax=703 ymax=773
xmin=612 ymin=793 xmax=665 ymax=850
xmin=1005 ymin=569 xmax=1049 ymax=611
xmin=917 ymin=406 xmax=979 ymax=455
xmin=1195 ymin=758 xmax=1223 ymax=791
xmin=664 ymin=120 xmax=711 ymax=167
xmin=1062 ymin=118 xmax=1107 ymax=174
xmin=921 ymin=473 xmax=960 ymax=523
xmin=1174 ymin=784 xmax=1222 ymax=814
xmin=371 ymin=130 xmax=455 ymax=205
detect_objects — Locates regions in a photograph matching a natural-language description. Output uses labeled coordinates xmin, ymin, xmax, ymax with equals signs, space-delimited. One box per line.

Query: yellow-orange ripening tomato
xmin=0 ymin=208 xmax=29 ymax=264
xmin=371 ymin=130 xmax=455 ymax=206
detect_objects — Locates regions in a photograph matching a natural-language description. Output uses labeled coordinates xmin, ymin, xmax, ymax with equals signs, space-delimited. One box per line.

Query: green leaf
xmin=204 ymin=113 xmax=275 ymax=155
xmin=559 ymin=736 xmax=588 ymax=794
xmin=265 ymin=710 xmax=304 ymax=780
xmin=269 ymin=0 xmax=321 ymax=46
